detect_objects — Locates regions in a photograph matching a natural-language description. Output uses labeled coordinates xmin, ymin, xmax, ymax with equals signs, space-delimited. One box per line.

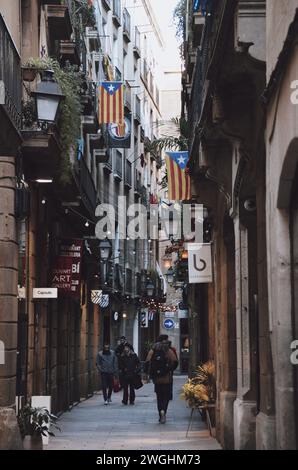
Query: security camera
xmin=244 ymin=199 xmax=256 ymax=212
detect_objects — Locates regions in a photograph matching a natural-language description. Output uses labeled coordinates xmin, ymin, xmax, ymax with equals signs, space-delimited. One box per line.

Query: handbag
xmin=113 ymin=377 xmax=120 ymax=393
xmin=132 ymin=374 xmax=143 ymax=390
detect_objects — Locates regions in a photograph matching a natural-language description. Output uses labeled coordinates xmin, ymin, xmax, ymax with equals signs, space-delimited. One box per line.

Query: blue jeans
xmin=101 ymin=372 xmax=113 ymax=401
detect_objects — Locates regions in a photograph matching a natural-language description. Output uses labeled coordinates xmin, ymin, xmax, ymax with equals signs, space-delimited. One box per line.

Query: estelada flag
xmin=165 ymin=151 xmax=191 ymax=201
xmin=98 ymin=81 xmax=124 ymax=125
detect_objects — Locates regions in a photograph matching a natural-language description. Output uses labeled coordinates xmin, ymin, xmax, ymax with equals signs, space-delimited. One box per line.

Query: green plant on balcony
xmin=22 ymin=98 xmax=37 ymax=129
xmin=23 ymin=57 xmax=83 ymax=184
xmin=149 ymin=117 xmax=189 ymax=153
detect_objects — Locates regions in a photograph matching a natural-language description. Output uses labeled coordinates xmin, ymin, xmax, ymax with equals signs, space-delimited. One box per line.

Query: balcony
xmin=21 ymin=129 xmax=61 ymax=180
xmin=134 ymin=96 xmax=141 ymax=123
xmin=57 ymin=40 xmax=80 ymax=65
xmin=123 ymin=8 xmax=131 ymax=42
xmin=141 ymin=59 xmax=148 ymax=86
xmin=45 ymin=4 xmax=72 ymax=41
xmin=193 ymin=11 xmax=205 ymax=47
xmin=85 ymin=27 xmax=101 ymax=53
xmin=0 ymin=14 xmax=22 ymax=154
xmin=102 ymin=0 xmax=112 ymax=10
xmin=133 ymin=27 xmax=141 ymax=59
xmin=124 ymin=84 xmax=132 ymax=111
xmin=113 ymin=150 xmax=122 ymax=180
xmin=140 ymin=127 xmax=145 ymax=143
xmin=112 ymin=0 xmax=121 ymax=27
xmin=102 ymin=149 xmax=113 ymax=173
xmin=134 ymin=171 xmax=142 ymax=196
xmin=125 ymin=160 xmax=132 ymax=188
xmin=114 ymin=66 xmax=122 ymax=81
xmin=140 ymin=185 xmax=148 ymax=206
xmin=74 ymin=157 xmax=97 ymax=216
xmin=125 ymin=268 xmax=133 ymax=295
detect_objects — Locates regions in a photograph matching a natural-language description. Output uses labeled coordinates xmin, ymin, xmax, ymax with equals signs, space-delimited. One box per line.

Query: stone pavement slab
xmin=47 ymin=376 xmax=221 ymax=450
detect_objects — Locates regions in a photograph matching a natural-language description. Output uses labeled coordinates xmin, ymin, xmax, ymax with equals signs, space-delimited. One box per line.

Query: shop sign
xmin=188 ymin=243 xmax=213 ymax=284
xmin=33 ymin=288 xmax=58 ymax=299
xmin=52 ymin=239 xmax=83 ymax=298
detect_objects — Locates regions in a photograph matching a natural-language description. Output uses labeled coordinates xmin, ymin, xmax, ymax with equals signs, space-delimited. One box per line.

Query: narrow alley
xmin=47 ymin=377 xmax=220 ymax=451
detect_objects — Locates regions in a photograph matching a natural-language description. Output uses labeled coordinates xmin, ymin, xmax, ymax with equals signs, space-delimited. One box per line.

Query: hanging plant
xmin=23 ymin=57 xmax=83 ymax=185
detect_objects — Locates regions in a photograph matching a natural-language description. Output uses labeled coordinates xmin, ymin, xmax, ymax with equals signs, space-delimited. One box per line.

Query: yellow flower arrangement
xmin=181 ymin=360 xmax=216 ymax=408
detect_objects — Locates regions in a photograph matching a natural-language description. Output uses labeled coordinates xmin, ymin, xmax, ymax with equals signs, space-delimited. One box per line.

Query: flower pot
xmin=23 ymin=435 xmax=43 ymax=450
xmin=22 ymin=67 xmax=38 ymax=82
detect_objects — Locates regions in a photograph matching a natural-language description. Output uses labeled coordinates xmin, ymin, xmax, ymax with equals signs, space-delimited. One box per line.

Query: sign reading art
xmin=52 ymin=239 xmax=83 ymax=298
xmin=187 ymin=243 xmax=213 ymax=284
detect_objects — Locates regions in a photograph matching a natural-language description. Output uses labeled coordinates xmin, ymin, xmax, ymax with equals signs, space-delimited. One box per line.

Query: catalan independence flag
xmin=98 ymin=81 xmax=124 ymax=125
xmin=165 ymin=151 xmax=191 ymax=201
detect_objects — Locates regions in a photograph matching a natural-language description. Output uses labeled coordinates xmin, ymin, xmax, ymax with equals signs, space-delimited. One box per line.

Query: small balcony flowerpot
xmin=22 ymin=67 xmax=38 ymax=82
xmin=23 ymin=435 xmax=43 ymax=450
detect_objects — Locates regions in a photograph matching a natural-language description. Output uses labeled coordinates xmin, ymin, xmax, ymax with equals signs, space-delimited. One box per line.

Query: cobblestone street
xmin=47 ymin=377 xmax=221 ymax=450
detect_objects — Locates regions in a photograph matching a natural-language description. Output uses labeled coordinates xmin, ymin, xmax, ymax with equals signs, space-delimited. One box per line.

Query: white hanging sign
xmin=187 ymin=243 xmax=213 ymax=284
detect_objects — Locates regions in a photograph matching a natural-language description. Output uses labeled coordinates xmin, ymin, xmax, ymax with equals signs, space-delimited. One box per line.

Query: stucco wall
xmin=266 ymin=0 xmax=298 ymax=81
xmin=266 ymin=37 xmax=298 ymax=451
xmin=0 ymin=0 xmax=21 ymax=53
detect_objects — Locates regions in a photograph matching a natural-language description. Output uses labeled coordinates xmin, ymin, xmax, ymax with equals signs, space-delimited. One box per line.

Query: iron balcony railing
xmin=133 ymin=27 xmax=141 ymax=56
xmin=78 ymin=156 xmax=97 ymax=215
xmin=113 ymin=0 xmax=121 ymax=22
xmin=0 ymin=14 xmax=21 ymax=129
xmin=114 ymin=150 xmax=123 ymax=178
xmin=125 ymin=268 xmax=133 ymax=294
xmin=125 ymin=160 xmax=132 ymax=187
xmin=135 ymin=96 xmax=141 ymax=122
xmin=123 ymin=8 xmax=131 ymax=38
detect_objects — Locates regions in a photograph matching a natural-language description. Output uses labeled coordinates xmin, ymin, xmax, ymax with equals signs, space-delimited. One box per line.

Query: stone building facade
xmin=183 ymin=0 xmax=298 ymax=450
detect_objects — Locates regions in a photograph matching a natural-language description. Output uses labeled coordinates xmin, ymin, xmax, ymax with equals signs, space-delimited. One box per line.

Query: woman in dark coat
xmin=119 ymin=345 xmax=141 ymax=405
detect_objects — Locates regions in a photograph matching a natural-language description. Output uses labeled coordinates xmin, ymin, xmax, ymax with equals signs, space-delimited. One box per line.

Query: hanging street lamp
xmin=32 ymin=69 xmax=64 ymax=123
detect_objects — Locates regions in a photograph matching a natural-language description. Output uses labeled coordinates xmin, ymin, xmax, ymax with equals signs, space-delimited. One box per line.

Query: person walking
xmin=115 ymin=336 xmax=134 ymax=390
xmin=146 ymin=337 xmax=178 ymax=423
xmin=119 ymin=345 xmax=141 ymax=405
xmin=96 ymin=343 xmax=118 ymax=405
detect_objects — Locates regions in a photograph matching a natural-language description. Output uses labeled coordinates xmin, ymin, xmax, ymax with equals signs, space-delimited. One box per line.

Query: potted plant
xmin=181 ymin=360 xmax=216 ymax=429
xmin=22 ymin=66 xmax=39 ymax=82
xmin=17 ymin=404 xmax=60 ymax=450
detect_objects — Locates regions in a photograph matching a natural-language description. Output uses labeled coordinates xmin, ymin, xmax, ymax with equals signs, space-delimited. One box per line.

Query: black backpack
xmin=150 ymin=348 xmax=171 ymax=379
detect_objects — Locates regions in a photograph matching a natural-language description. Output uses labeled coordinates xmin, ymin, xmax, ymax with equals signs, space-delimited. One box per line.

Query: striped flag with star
xmin=165 ymin=151 xmax=191 ymax=201
xmin=98 ymin=81 xmax=124 ymax=125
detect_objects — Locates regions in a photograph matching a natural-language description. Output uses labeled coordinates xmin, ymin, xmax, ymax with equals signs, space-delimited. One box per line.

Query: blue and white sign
xmin=163 ymin=318 xmax=175 ymax=330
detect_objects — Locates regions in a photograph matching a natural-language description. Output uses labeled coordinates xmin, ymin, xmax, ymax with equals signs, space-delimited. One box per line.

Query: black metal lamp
xmin=146 ymin=281 xmax=155 ymax=297
xmin=165 ymin=267 xmax=174 ymax=285
xmin=99 ymin=238 xmax=112 ymax=261
xmin=32 ymin=69 xmax=64 ymax=123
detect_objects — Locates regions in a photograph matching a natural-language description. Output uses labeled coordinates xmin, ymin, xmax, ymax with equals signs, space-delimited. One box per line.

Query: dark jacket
xmin=115 ymin=341 xmax=134 ymax=358
xmin=119 ymin=351 xmax=140 ymax=381
xmin=96 ymin=350 xmax=118 ymax=374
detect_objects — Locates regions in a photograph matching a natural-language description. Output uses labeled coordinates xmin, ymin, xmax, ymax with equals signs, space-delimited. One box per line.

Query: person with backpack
xmin=145 ymin=336 xmax=178 ymax=423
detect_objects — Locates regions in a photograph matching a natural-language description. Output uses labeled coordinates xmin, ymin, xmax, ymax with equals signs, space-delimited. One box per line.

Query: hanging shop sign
xmin=148 ymin=309 xmax=156 ymax=321
xmin=140 ymin=308 xmax=149 ymax=328
xmin=187 ymin=243 xmax=213 ymax=284
xmin=52 ymin=239 xmax=83 ymax=298
xmin=91 ymin=290 xmax=103 ymax=304
xmin=99 ymin=294 xmax=109 ymax=308
xmin=107 ymin=113 xmax=132 ymax=148
xmin=163 ymin=311 xmax=175 ymax=318
xmin=33 ymin=288 xmax=58 ymax=299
